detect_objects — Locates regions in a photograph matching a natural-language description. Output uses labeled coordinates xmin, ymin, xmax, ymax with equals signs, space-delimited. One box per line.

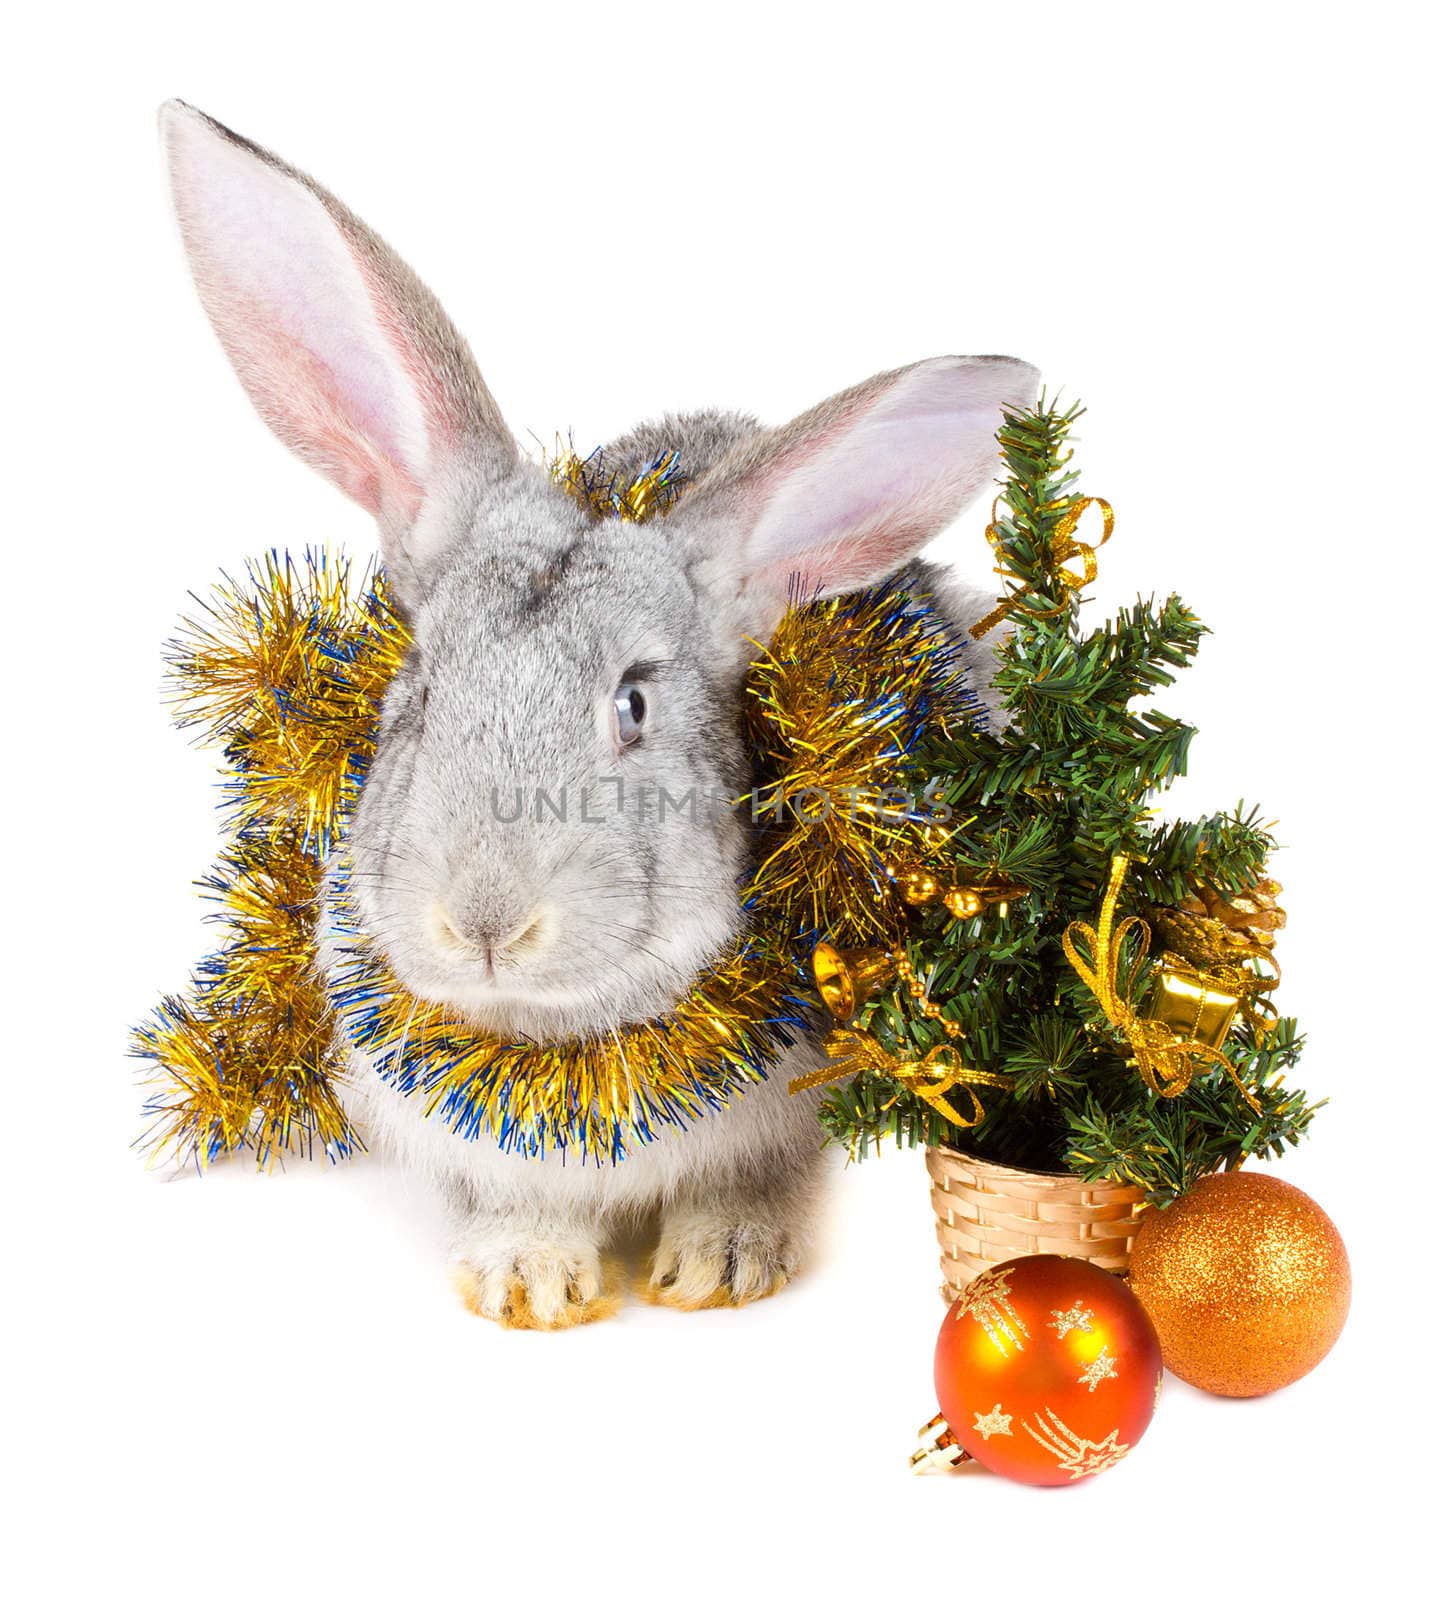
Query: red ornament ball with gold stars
xmin=933 ymin=1254 xmax=1162 ymax=1486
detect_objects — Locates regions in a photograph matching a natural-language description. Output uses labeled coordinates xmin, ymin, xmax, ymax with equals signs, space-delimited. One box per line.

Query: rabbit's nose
xmin=428 ymin=900 xmax=554 ymax=965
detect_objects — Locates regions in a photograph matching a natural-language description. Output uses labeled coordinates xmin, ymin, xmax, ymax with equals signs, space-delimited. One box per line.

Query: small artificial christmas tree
xmin=807 ymin=399 xmax=1318 ymax=1203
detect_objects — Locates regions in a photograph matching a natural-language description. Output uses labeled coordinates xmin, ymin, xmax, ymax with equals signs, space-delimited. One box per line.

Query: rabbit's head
xmin=162 ymin=102 xmax=1037 ymax=1040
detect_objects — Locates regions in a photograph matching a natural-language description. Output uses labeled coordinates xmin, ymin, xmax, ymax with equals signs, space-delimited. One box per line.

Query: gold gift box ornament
xmin=1146 ymin=956 xmax=1243 ymax=1050
xmin=1065 ymin=858 xmax=1278 ymax=1109
xmin=1143 ymin=879 xmax=1285 ymax=1050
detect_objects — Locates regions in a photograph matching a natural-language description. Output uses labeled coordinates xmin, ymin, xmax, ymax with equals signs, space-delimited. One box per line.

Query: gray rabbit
xmin=160 ymin=101 xmax=1038 ymax=1327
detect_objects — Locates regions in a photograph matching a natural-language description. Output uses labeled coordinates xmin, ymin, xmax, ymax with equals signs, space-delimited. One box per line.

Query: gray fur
xmin=160 ymin=100 xmax=1038 ymax=1326
xmin=599 ymin=408 xmax=763 ymax=486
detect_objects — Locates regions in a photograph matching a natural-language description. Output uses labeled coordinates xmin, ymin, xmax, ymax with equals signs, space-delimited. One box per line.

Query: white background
xmin=5 ymin=4 xmax=1429 ymax=1595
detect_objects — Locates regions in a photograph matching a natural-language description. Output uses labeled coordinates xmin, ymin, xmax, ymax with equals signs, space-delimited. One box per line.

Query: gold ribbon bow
xmin=970 ymin=495 xmax=1115 ymax=640
xmin=1062 ymin=856 xmax=1261 ymax=1111
xmin=789 ymin=1028 xmax=1014 ymax=1128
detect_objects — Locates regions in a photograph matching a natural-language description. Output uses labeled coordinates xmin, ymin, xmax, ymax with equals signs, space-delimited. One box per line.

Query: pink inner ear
xmin=165 ymin=110 xmax=439 ymax=524
xmin=746 ymin=517 xmax=922 ymax=596
xmin=725 ymin=357 xmax=1038 ymax=624
xmin=744 ymin=409 xmax=994 ymax=597
xmin=360 ymin=256 xmax=462 ymax=457
xmin=221 ymin=289 xmax=424 ymax=522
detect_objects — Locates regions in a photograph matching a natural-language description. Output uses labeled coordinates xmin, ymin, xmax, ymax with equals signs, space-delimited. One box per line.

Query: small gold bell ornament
xmin=1128 ymin=1171 xmax=1350 ymax=1398
xmin=911 ymin=1255 xmax=1162 ymax=1485
xmin=810 ymin=944 xmax=895 ymax=1021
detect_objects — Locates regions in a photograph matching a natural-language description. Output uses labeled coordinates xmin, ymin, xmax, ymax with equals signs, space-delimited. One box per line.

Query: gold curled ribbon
xmin=1062 ymin=857 xmax=1261 ymax=1111
xmin=970 ymin=495 xmax=1115 ymax=639
xmin=789 ymin=1027 xmax=1013 ymax=1129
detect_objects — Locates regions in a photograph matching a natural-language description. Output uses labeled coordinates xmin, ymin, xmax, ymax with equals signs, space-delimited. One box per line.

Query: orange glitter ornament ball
xmin=1129 ymin=1171 xmax=1350 ymax=1398
xmin=929 ymin=1255 xmax=1162 ymax=1486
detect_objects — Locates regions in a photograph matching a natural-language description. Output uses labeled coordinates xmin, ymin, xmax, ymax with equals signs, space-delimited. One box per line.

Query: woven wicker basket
xmin=926 ymin=1145 xmax=1147 ymax=1301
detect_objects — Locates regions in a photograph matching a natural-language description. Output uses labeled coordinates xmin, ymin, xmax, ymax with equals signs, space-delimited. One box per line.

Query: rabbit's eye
xmin=613 ymin=681 xmax=647 ymax=747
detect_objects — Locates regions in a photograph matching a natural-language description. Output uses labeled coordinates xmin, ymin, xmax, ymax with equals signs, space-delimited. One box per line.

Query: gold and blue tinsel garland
xmin=132 ymin=449 xmax=977 ymax=1168
xmin=326 ymin=864 xmax=814 ymax=1161
xmin=744 ymin=574 xmax=978 ymax=944
xmin=133 ymin=550 xmax=408 ymax=1168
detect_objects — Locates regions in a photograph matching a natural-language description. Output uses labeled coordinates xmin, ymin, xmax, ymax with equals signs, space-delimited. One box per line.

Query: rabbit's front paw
xmin=452 ymin=1234 xmax=618 ymax=1330
xmin=648 ymin=1208 xmax=798 ymax=1310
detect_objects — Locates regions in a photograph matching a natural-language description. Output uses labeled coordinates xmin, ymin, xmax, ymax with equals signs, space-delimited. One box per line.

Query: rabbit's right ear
xmin=159 ymin=101 xmax=515 ymax=599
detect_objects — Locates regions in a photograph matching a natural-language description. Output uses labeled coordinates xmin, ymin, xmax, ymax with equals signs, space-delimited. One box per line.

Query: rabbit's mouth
xmin=425 ymin=899 xmax=557 ymax=970
xmin=367 ymin=899 xmax=734 ymax=1045
xmin=416 ymin=972 xmax=710 ymax=1046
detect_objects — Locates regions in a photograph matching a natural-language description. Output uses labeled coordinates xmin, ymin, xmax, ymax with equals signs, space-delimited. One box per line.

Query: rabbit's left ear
xmin=676 ymin=355 xmax=1038 ymax=636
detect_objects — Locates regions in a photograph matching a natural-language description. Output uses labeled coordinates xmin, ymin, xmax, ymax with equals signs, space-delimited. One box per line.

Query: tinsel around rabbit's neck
xmin=132 ymin=447 xmax=972 ymax=1168
xmin=323 ymin=859 xmax=814 ymax=1162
